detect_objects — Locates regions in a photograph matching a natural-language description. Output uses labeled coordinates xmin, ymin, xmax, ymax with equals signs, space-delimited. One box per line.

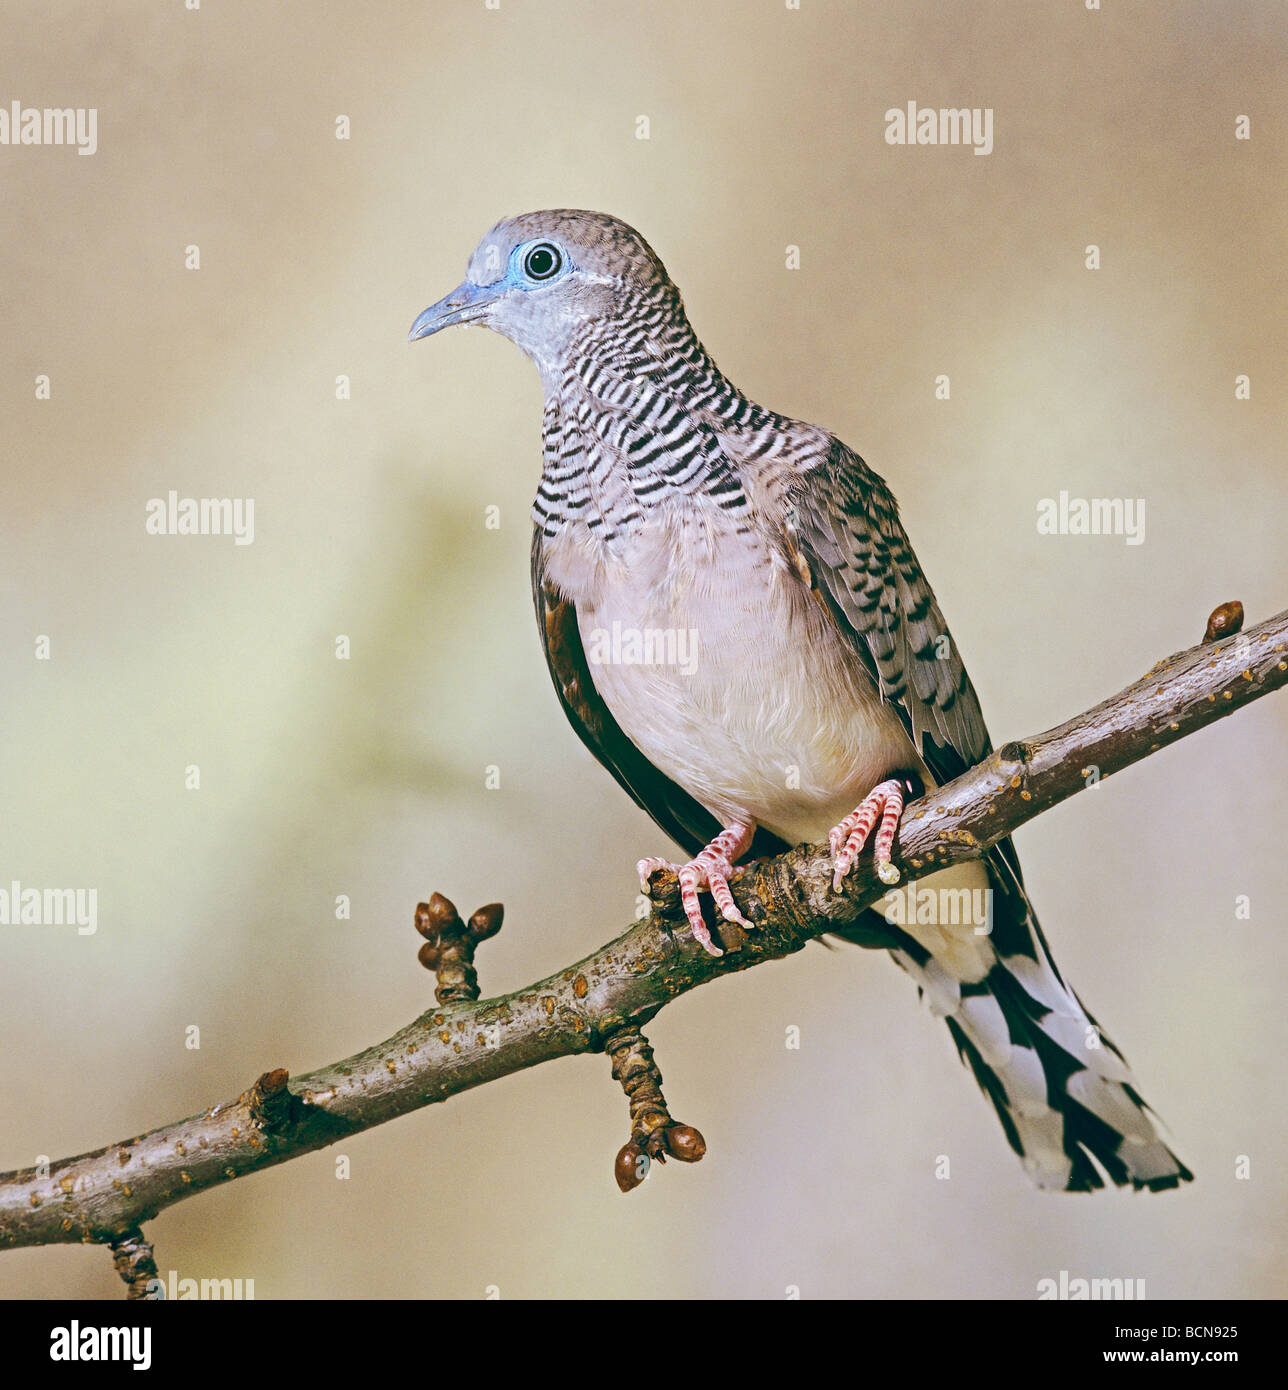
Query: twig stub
xmin=415 ymin=893 xmax=504 ymax=1003
xmin=244 ymin=1068 xmax=293 ymax=1133
xmin=110 ymin=1230 xmax=160 ymax=1301
xmin=606 ymin=1026 xmax=706 ymax=1191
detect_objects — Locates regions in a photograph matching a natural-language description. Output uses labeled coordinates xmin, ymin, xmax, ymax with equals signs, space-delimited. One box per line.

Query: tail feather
xmin=849 ymin=845 xmax=1193 ymax=1193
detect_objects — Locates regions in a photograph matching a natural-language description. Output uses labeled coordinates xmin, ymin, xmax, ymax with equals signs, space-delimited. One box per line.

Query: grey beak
xmin=408 ymin=280 xmax=497 ymax=341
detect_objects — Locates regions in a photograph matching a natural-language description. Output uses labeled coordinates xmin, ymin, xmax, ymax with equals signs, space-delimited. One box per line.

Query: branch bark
xmin=2 ymin=604 xmax=1285 ymax=1271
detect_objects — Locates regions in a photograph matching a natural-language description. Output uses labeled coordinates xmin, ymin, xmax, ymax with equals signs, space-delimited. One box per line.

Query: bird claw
xmin=637 ymin=822 xmax=756 ymax=956
xmin=829 ymin=778 xmax=908 ymax=891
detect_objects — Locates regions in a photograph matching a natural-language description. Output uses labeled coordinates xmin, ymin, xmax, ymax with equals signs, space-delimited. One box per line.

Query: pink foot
xmin=828 ymin=778 xmax=908 ymax=892
xmin=638 ymin=822 xmax=756 ymax=957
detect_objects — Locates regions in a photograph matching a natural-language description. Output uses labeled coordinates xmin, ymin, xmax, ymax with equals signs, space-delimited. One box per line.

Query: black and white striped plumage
xmin=411 ymin=210 xmax=1192 ymax=1193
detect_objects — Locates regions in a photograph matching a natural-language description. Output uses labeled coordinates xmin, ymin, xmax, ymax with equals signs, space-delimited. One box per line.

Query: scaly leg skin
xmin=828 ymin=778 xmax=908 ymax=892
xmin=637 ymin=821 xmax=756 ymax=958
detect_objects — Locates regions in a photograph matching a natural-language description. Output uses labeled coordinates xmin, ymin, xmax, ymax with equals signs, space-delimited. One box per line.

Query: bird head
xmin=408 ymin=210 xmax=677 ymax=374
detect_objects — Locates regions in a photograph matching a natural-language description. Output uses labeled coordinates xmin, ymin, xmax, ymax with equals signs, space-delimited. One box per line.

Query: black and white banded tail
xmin=863 ymin=850 xmax=1192 ymax=1192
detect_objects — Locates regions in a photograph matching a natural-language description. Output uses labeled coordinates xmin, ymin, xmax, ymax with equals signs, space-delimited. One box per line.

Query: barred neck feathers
xmin=532 ymin=284 xmax=782 ymax=542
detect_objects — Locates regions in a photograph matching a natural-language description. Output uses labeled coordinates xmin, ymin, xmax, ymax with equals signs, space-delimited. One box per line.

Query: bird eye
xmin=523 ymin=243 xmax=562 ymax=281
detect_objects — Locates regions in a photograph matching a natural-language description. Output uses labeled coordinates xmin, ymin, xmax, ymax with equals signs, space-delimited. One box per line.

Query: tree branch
xmin=2 ymin=603 xmax=1284 ymax=1282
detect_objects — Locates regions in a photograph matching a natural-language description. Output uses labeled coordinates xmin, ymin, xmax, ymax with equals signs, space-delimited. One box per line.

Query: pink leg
xmin=638 ymin=821 xmax=756 ymax=957
xmin=828 ymin=779 xmax=907 ymax=892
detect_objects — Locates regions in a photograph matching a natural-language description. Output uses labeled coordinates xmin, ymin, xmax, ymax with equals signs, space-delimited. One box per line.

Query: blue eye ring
xmin=523 ymin=242 xmax=562 ymax=281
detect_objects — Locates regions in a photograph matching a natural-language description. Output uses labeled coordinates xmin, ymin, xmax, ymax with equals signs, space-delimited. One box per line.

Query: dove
xmin=410 ymin=210 xmax=1191 ymax=1192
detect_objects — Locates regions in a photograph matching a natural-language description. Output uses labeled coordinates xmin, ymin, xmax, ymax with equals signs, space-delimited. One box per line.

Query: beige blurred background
xmin=2 ymin=0 xmax=1286 ymax=1299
